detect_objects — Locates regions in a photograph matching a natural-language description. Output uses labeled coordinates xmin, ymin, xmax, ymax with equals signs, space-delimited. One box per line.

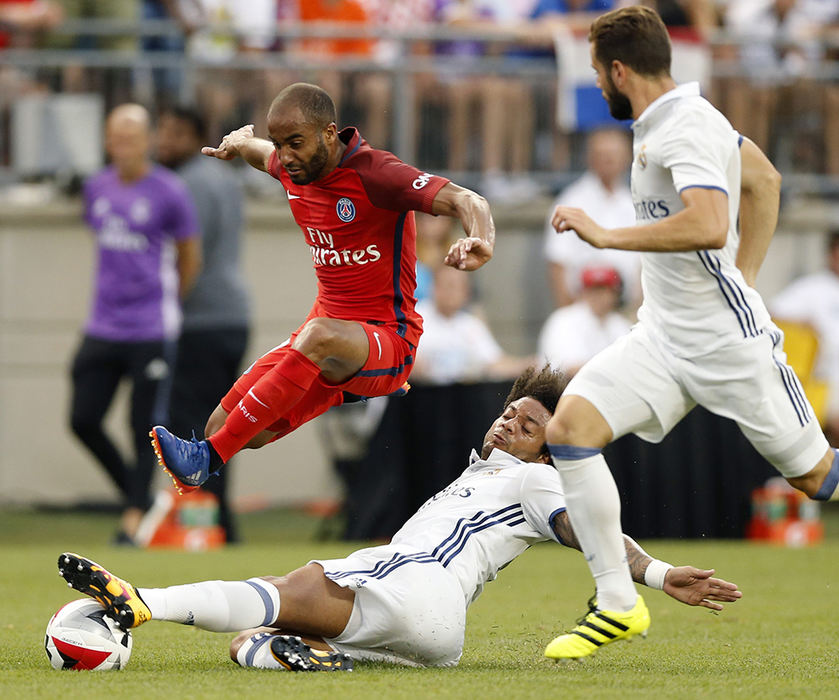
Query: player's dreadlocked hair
xmin=503 ymin=364 xmax=566 ymax=417
xmin=271 ymin=82 xmax=337 ymax=130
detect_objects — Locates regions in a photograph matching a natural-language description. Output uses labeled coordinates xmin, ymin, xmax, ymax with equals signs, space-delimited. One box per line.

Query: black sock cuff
xmin=207 ymin=441 xmax=225 ymax=472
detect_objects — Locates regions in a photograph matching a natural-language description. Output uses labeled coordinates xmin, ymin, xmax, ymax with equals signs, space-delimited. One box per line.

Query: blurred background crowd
xmin=1 ymin=0 xmax=838 ymax=544
xmin=3 ymin=0 xmax=839 ymax=187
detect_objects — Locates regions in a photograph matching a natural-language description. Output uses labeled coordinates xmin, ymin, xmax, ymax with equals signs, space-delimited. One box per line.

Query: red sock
xmin=209 ymin=349 xmax=321 ymax=462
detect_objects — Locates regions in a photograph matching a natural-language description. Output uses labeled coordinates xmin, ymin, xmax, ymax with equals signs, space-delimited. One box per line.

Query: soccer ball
xmin=44 ymin=598 xmax=133 ymax=670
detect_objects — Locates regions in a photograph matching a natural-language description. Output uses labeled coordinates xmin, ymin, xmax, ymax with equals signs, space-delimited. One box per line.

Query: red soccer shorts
xmin=220 ymin=319 xmax=415 ymax=439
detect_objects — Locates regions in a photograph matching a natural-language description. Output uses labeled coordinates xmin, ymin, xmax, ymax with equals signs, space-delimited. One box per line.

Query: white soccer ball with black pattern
xmin=44 ymin=598 xmax=133 ymax=670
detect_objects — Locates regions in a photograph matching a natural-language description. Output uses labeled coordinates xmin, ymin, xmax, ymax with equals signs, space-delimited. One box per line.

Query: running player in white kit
xmin=543 ymin=5 xmax=839 ymax=661
xmin=57 ymin=366 xmax=740 ymax=671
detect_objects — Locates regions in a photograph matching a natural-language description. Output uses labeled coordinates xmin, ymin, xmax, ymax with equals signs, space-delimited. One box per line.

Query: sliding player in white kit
xmin=543 ymin=5 xmax=839 ymax=661
xmin=57 ymin=366 xmax=740 ymax=671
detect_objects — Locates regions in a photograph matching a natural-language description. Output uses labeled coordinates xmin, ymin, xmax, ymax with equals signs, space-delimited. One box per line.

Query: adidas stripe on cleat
xmin=149 ymin=425 xmax=211 ymax=495
xmin=58 ymin=552 xmax=151 ymax=630
xmin=269 ymin=635 xmax=353 ymax=672
xmin=544 ymin=594 xmax=650 ymax=660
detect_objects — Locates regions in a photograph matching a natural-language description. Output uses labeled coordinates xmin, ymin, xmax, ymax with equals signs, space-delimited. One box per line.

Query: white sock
xmin=236 ymin=632 xmax=287 ymax=669
xmin=549 ymin=445 xmax=637 ymax=612
xmin=138 ymin=578 xmax=280 ymax=632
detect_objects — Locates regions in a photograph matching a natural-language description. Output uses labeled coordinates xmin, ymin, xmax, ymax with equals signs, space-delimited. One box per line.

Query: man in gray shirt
xmin=156 ymin=106 xmax=251 ymax=542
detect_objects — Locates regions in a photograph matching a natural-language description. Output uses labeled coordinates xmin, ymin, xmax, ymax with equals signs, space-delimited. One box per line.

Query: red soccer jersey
xmin=267 ymin=127 xmax=449 ymax=348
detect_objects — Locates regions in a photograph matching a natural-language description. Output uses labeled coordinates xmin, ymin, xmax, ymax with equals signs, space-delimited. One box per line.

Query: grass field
xmin=2 ymin=505 xmax=838 ymax=699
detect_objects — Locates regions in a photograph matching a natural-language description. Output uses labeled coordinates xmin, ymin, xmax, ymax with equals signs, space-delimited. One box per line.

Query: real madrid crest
xmin=637 ymin=144 xmax=648 ymax=169
xmin=130 ymin=197 xmax=151 ymax=224
xmin=336 ymin=197 xmax=356 ymax=222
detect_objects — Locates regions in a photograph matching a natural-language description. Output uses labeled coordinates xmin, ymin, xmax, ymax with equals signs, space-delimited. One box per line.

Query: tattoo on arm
xmin=551 ymin=511 xmax=580 ymax=550
xmin=624 ymin=535 xmax=652 ymax=585
xmin=552 ymin=513 xmax=653 ymax=586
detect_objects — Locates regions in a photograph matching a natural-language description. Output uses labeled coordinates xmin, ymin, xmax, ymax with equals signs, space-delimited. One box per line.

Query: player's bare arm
xmin=552 ymin=187 xmax=728 ymax=252
xmin=433 ymin=183 xmax=495 ymax=271
xmin=552 ymin=511 xmax=741 ymax=610
xmin=201 ymin=124 xmax=274 ymax=172
xmin=736 ymin=136 xmax=782 ymax=287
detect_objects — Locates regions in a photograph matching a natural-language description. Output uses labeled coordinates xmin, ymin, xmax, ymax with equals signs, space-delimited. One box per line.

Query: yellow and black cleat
xmin=545 ymin=594 xmax=650 ymax=661
xmin=270 ymin=635 xmax=353 ymax=672
xmin=58 ymin=552 xmax=152 ymax=630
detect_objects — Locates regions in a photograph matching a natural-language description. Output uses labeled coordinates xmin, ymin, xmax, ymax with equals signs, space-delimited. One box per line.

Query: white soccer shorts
xmin=310 ymin=544 xmax=466 ymax=667
xmin=565 ymin=322 xmax=828 ymax=478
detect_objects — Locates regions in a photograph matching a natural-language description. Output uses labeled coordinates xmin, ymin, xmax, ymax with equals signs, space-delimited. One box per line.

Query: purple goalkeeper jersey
xmin=83 ymin=165 xmax=199 ymax=341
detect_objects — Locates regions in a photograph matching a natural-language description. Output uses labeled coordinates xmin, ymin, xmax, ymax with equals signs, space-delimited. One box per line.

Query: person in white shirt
xmin=412 ymin=265 xmax=532 ymax=385
xmin=543 ymin=127 xmax=641 ymax=309
xmin=538 ymin=265 xmax=632 ymax=377
xmin=771 ymin=229 xmax=839 ymax=438
xmin=58 ymin=365 xmax=740 ymax=671
xmin=542 ymin=5 xmax=839 ymax=661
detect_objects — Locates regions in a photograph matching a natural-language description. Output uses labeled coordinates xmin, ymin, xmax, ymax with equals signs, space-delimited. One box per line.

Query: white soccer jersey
xmin=388 ymin=448 xmax=566 ymax=607
xmin=630 ymin=82 xmax=771 ymax=356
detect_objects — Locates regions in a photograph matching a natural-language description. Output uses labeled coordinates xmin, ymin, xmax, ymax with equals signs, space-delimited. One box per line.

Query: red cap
xmin=581 ymin=266 xmax=621 ymax=289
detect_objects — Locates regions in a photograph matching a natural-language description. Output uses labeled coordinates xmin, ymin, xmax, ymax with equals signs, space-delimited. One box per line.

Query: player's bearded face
xmin=592 ymin=46 xmax=633 ymax=122
xmin=603 ymin=72 xmax=633 ymax=121
xmin=290 ymin=133 xmax=330 ymax=185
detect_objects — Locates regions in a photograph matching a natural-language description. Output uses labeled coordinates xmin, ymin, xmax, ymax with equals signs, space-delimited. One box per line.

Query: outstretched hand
xmin=444 ymin=237 xmax=493 ymax=271
xmin=663 ymin=567 xmax=742 ymax=610
xmin=201 ymin=124 xmax=255 ymax=161
xmin=551 ymin=205 xmax=609 ymax=248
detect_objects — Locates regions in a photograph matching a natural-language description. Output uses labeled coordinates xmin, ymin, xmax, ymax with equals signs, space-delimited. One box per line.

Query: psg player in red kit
xmin=151 ymin=82 xmax=495 ymax=492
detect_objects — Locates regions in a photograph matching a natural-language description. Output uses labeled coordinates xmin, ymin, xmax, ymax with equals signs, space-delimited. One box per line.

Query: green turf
xmin=2 ymin=506 xmax=837 ymax=699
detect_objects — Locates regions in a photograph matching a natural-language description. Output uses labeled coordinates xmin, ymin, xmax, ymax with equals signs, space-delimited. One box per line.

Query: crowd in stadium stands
xmin=1 ymin=0 xmax=838 ymax=176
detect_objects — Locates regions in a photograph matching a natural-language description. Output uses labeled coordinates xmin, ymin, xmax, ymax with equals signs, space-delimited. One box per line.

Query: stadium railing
xmin=2 ymin=18 xmax=838 ymax=199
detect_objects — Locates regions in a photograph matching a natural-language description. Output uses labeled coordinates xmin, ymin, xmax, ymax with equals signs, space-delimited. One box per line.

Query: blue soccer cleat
xmin=149 ymin=425 xmax=211 ymax=494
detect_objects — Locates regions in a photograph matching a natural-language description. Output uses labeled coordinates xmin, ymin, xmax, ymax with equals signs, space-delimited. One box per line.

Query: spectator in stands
xmin=414 ymin=211 xmax=457 ymax=302
xmin=527 ymin=0 xmax=615 ymax=35
xmin=156 ymin=105 xmax=251 ymax=544
xmin=538 ymin=265 xmax=632 ymax=378
xmin=770 ymin=229 xmax=839 ymax=440
xmin=0 ymin=0 xmax=63 ymax=159
xmin=718 ymin=0 xmax=831 ymax=168
xmin=138 ymin=1 xmax=203 ymax=109
xmin=543 ymin=127 xmax=640 ymax=310
xmin=284 ymin=0 xmax=400 ymax=149
xmin=186 ymin=0 xmax=280 ymax=144
xmin=640 ymin=0 xmax=717 ymax=41
xmin=0 ymin=0 xmax=62 ymax=47
xmin=359 ymin=0 xmax=436 ymax=151
xmin=44 ymin=0 xmax=138 ymax=100
xmin=412 ymin=265 xmax=533 ymax=385
xmin=69 ymin=104 xmax=201 ymax=543
xmin=426 ymin=1 xmax=539 ymax=200
xmin=814 ymin=1 xmax=839 ymax=174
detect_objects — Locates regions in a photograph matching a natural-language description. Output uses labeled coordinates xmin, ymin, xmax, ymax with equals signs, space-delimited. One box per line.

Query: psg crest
xmin=336 ymin=197 xmax=356 ymax=222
